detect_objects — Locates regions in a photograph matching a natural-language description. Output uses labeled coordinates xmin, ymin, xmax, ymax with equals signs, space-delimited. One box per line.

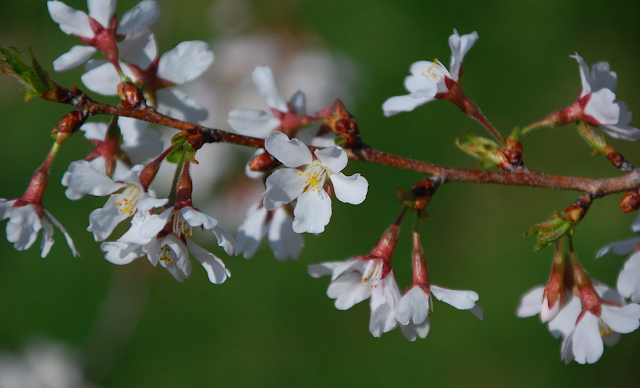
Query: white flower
xmin=597 ymin=229 xmax=640 ymax=302
xmin=47 ymin=0 xmax=161 ymax=71
xmin=0 ymin=199 xmax=78 ymax=258
xmin=63 ymin=162 xmax=167 ymax=241
xmin=102 ymin=205 xmax=234 ymax=283
xmin=570 ymin=53 xmax=640 ymax=141
xmin=382 ymin=29 xmax=478 ymax=116
xmin=397 ymin=284 xmax=482 ymax=341
xmin=308 ymin=257 xmax=401 ymax=337
xmin=563 ymin=301 xmax=640 ymax=364
xmin=81 ymin=31 xmax=214 ymax=121
xmin=227 ymin=66 xmax=307 ymax=138
xmin=262 ymin=131 xmax=368 ymax=234
xmin=236 ymin=201 xmax=303 ymax=261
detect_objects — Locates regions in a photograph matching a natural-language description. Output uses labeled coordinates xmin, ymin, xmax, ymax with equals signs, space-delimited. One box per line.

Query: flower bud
xmin=620 ymin=190 xmax=640 ymax=213
xmin=117 ymin=81 xmax=145 ymax=109
xmin=248 ymin=152 xmax=279 ymax=172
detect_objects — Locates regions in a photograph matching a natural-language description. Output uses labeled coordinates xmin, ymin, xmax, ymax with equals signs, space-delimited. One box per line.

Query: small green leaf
xmin=0 ymin=46 xmax=56 ymax=101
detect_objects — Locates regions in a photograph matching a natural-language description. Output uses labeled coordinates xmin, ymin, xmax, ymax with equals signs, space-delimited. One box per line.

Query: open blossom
xmin=48 ymin=0 xmax=161 ymax=71
xmin=62 ymin=162 xmax=167 ymax=241
xmin=102 ymin=205 xmax=234 ymax=283
xmin=227 ymin=66 xmax=313 ymax=138
xmin=597 ymin=217 xmax=640 ymax=302
xmin=262 ymin=131 xmax=368 ymax=234
xmin=397 ymin=284 xmax=482 ymax=341
xmin=382 ymin=29 xmax=478 ymax=116
xmin=81 ymin=30 xmax=214 ymax=121
xmin=236 ymin=201 xmax=303 ymax=261
xmin=308 ymin=257 xmax=401 ymax=337
xmin=0 ymin=199 xmax=78 ymax=258
xmin=545 ymin=54 xmax=640 ymax=141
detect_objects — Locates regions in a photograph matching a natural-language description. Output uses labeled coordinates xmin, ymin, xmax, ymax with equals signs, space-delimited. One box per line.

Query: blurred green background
xmin=1 ymin=0 xmax=640 ymax=386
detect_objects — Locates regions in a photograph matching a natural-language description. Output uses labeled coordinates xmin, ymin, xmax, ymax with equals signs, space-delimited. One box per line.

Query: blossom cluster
xmin=1 ymin=0 xmax=640 ymax=368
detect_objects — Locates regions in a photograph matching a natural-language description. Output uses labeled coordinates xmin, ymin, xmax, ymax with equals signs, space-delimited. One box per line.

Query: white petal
xmin=117 ymin=0 xmax=161 ymax=34
xmin=187 ymin=240 xmax=230 ymax=284
xmin=308 ymin=259 xmax=361 ymax=280
xmin=596 ymin=237 xmax=639 ymax=258
xmin=211 ymin=225 xmax=236 ymax=256
xmin=570 ymin=53 xmax=591 ymax=97
xmin=448 ymin=30 xmax=478 ymax=80
xmin=40 ymin=218 xmax=54 ymax=258
xmin=401 ymin=318 xmax=430 ymax=341
xmin=588 ymin=61 xmax=617 ymax=93
xmin=236 ymin=202 xmax=268 ymax=259
xmin=43 ymin=209 xmax=79 ymax=257
xmin=101 ymin=241 xmax=142 ymax=265
xmin=618 ymin=252 xmax=640 ymax=302
xmin=265 ymin=132 xmax=312 ymax=167
xmin=327 ymin=272 xmax=371 ymax=310
xmin=469 ymin=305 xmax=484 ymax=320
xmin=155 ymin=89 xmax=209 ymax=122
xmin=515 ymin=286 xmax=544 ymax=317
xmin=369 ymin=303 xmax=397 ymax=337
xmin=87 ymin=199 xmax=128 ymax=241
xmin=330 ymin=173 xmax=368 ymax=205
xmin=290 ymin=90 xmax=306 ymax=114
xmin=572 ymin=313 xmax=604 ymax=364
xmin=6 ymin=205 xmax=41 ymax=251
xmin=430 ymin=284 xmax=479 ymax=310
xmin=158 ymin=41 xmax=214 ymax=84
xmin=268 ymin=207 xmax=303 ymax=261
xmin=251 ymin=66 xmax=288 ymax=111
xmin=87 ymin=0 xmax=116 ymax=27
xmin=382 ymin=94 xmax=433 ymax=117
xmin=63 ymin=160 xmax=125 ymax=196
xmin=314 ymin=146 xmax=347 ymax=173
xmin=47 ymin=1 xmax=92 ymax=37
xmin=181 ymin=207 xmax=218 ymax=230
xmin=263 ymin=168 xmax=305 ymax=210
xmin=548 ymin=293 xmax=582 ymax=339
xmin=292 ymin=190 xmax=332 ymax=234
xmin=82 ymin=60 xmax=120 ymax=95
xmin=585 ymin=89 xmax=619 ymax=125
xmin=119 ymin=117 xmax=163 ymax=164
xmin=53 ymin=45 xmax=97 ymax=71
xmin=396 ymin=286 xmax=430 ymax=325
xmin=227 ymin=109 xmax=281 ymax=138
xmin=117 ymin=28 xmax=156 ymax=68
xmin=601 ymin=303 xmax=640 ymax=333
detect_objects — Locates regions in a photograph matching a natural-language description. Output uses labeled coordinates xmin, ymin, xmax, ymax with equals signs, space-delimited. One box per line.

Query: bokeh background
xmin=1 ymin=0 xmax=640 ymax=386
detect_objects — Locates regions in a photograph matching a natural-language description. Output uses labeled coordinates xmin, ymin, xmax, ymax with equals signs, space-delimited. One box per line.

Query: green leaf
xmin=0 ymin=46 xmax=56 ymax=101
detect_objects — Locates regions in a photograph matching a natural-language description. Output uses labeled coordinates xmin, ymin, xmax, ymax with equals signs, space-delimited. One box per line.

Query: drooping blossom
xmin=48 ymin=0 xmax=161 ymax=71
xmin=262 ymin=131 xmax=368 ymax=234
xmin=597 ymin=216 xmax=640 ymax=302
xmin=382 ymin=29 xmax=478 ymax=116
xmin=236 ymin=201 xmax=303 ymax=261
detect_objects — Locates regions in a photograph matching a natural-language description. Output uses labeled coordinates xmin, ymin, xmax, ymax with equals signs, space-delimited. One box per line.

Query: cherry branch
xmin=64 ymin=87 xmax=640 ymax=197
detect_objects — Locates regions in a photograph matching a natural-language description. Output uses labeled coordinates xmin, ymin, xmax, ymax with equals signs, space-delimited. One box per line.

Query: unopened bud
xmin=620 ymin=190 xmax=640 ymax=213
xmin=248 ymin=152 xmax=278 ymax=172
xmin=52 ymin=110 xmax=86 ymax=137
xmin=118 ymin=81 xmax=145 ymax=109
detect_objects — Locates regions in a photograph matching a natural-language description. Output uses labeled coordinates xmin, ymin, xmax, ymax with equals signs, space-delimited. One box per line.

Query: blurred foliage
xmin=0 ymin=0 xmax=639 ymax=387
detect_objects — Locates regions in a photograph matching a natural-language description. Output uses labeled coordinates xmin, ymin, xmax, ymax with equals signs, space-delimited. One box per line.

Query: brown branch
xmin=67 ymin=89 xmax=640 ymax=197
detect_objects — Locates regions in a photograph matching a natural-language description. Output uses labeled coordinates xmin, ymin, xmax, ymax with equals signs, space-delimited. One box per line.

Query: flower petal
xmin=572 ymin=312 xmax=604 ymax=364
xmin=155 ymin=88 xmax=209 ymax=122
xmin=448 ymin=29 xmax=478 ymax=81
xmin=47 ymin=1 xmax=92 ymax=37
xmin=82 ymin=60 xmax=120 ymax=95
xmin=87 ymin=0 xmax=116 ymax=27
xmin=227 ymin=109 xmax=281 ymax=138
xmin=516 ymin=286 xmax=544 ymax=318
xmin=118 ymin=28 xmax=156 ymax=69
xmin=187 ymin=240 xmax=230 ymax=284
xmin=327 ymin=272 xmax=371 ymax=310
xmin=117 ymin=0 xmax=161 ymax=35
xmin=268 ymin=207 xmax=303 ymax=261
xmin=263 ymin=168 xmax=305 ymax=210
xmin=101 ymin=241 xmax=142 ymax=265
xmin=570 ymin=53 xmax=591 ymax=97
xmin=601 ymin=303 xmax=640 ymax=333
xmin=585 ymin=89 xmax=619 ymax=125
xmin=236 ymin=202 xmax=268 ymax=259
xmin=314 ymin=146 xmax=347 ymax=173
xmin=596 ymin=236 xmax=640 ymax=258
xmin=617 ymin=252 xmax=640 ymax=302
xmin=397 ymin=286 xmax=430 ymax=325
xmin=158 ymin=41 xmax=214 ymax=84
xmin=53 ymin=45 xmax=97 ymax=71
xmin=382 ymin=94 xmax=433 ymax=117
xmin=292 ymin=190 xmax=332 ymax=234
xmin=265 ymin=132 xmax=312 ymax=167
xmin=330 ymin=173 xmax=368 ymax=205
xmin=430 ymin=284 xmax=479 ymax=310
xmin=252 ymin=66 xmax=288 ymax=112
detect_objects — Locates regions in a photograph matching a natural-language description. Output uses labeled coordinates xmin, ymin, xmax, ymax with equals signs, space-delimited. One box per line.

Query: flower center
xmin=421 ymin=59 xmax=449 ymax=80
xmin=361 ymin=259 xmax=383 ymax=289
xmin=298 ymin=161 xmax=329 ymax=193
xmin=160 ymin=244 xmax=177 ymax=265
xmin=114 ymin=184 xmax=142 ymax=216
xmin=598 ymin=319 xmax=614 ymax=337
xmin=171 ymin=210 xmax=193 ymax=240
